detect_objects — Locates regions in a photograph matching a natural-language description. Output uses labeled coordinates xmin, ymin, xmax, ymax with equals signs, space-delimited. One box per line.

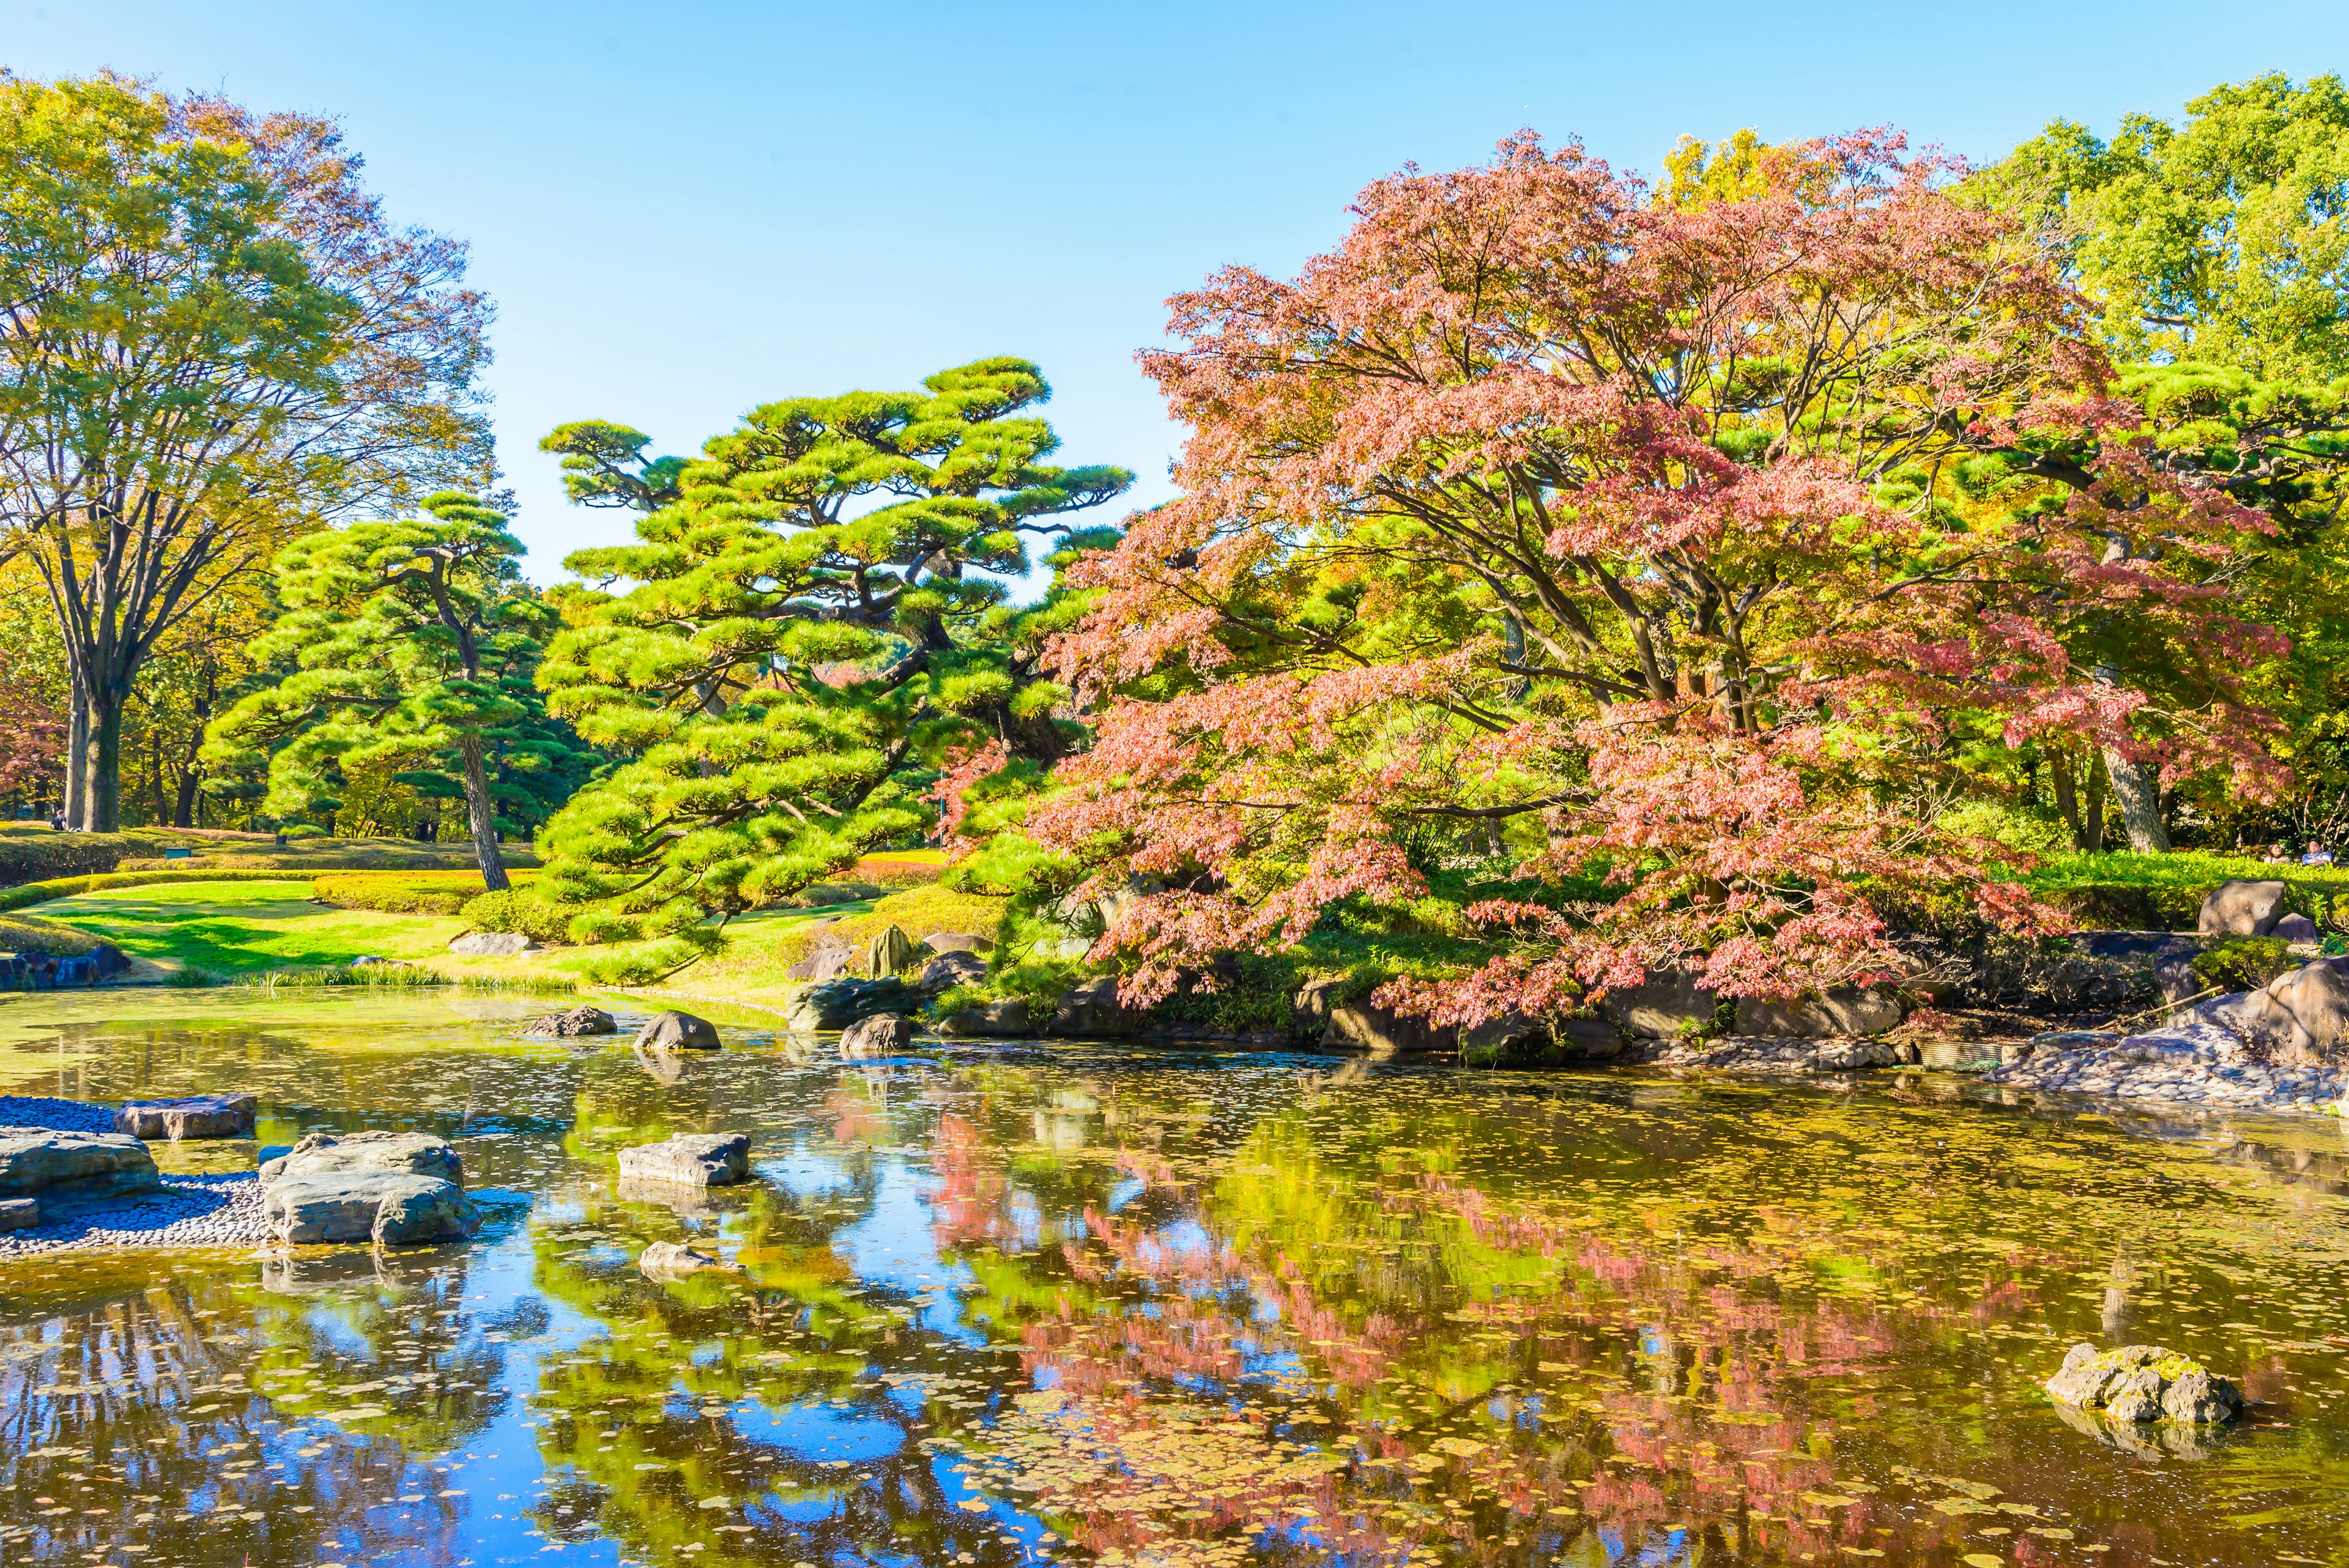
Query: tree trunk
xmin=458 ymin=734 xmax=510 ymax=891
xmin=2051 ymin=752 xmax=2083 ymax=846
xmin=63 ymin=686 xmax=87 ymax=830
xmin=86 ymin=689 xmax=125 ymax=833
xmin=2102 ymin=748 xmax=2170 ymax=853
xmin=172 ymin=769 xmax=200 ymax=829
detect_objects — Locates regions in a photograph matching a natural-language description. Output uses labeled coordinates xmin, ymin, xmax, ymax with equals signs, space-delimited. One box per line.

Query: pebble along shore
xmin=1983 ymin=1027 xmax=2348 ymax=1115
xmin=0 ymin=1094 xmax=270 ymax=1255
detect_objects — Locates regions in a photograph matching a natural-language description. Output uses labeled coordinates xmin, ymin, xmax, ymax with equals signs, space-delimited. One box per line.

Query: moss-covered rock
xmin=2045 ymin=1343 xmax=2243 ymax=1424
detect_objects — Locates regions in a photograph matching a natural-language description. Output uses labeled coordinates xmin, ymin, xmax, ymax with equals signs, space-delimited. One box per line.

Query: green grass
xmin=35 ymin=879 xmax=473 ymax=975
xmin=2025 ymin=849 xmax=2349 ymax=931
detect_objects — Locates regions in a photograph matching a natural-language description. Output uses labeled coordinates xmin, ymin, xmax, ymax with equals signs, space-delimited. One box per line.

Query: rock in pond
xmin=639 ymin=1240 xmax=737 ymax=1279
xmin=840 ymin=1012 xmax=915 ymax=1057
xmin=260 ymin=1130 xmax=464 ymax=1189
xmin=634 ymin=1010 xmax=721 ymax=1050
xmin=2045 ymin=1343 xmax=2243 ymax=1424
xmin=113 ymin=1093 xmax=257 ymax=1140
xmin=524 ymin=1005 xmax=617 ymax=1038
xmin=448 ymin=931 xmax=535 ymax=957
xmin=0 ymin=1131 xmax=164 ymax=1201
xmin=916 ymin=949 xmax=987 ymax=990
xmin=617 ymin=1132 xmax=751 ymax=1187
xmin=263 ymin=1169 xmax=478 ymax=1246
xmin=934 ymin=998 xmax=1031 ymax=1037
xmin=785 ymin=977 xmax=918 ymax=1031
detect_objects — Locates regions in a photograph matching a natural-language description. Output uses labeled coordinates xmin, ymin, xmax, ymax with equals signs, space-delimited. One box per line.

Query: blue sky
xmin=6 ymin=1 xmax=2348 ymax=584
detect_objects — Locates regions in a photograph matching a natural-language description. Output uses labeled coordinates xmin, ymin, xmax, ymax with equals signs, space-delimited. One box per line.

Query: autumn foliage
xmin=1030 ymin=131 xmax=2284 ymax=1022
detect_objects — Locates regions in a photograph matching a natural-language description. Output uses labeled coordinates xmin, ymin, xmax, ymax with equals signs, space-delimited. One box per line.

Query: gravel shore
xmin=1984 ymin=1026 xmax=2347 ymax=1115
xmin=0 ymin=1094 xmax=270 ymax=1255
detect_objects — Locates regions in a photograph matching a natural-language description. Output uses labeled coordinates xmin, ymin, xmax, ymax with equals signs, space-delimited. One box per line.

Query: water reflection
xmin=1 ymin=990 xmax=2347 ymax=1567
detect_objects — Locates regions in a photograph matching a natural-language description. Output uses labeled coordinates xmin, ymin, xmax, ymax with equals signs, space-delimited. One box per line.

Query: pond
xmin=1 ymin=989 xmax=2346 ymax=1568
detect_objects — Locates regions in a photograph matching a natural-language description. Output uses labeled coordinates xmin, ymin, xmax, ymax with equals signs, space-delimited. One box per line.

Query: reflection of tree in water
xmin=514 ymin=1085 xmax=1041 ymax=1568
xmin=0 ymin=1249 xmax=513 ymax=1566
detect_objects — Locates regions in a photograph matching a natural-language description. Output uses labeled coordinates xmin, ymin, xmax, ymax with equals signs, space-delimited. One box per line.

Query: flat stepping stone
xmin=263 ymin=1169 xmax=477 ymax=1246
xmin=0 ymin=1131 xmax=163 ymax=1202
xmin=261 ymin=1130 xmax=462 ymax=1187
xmin=114 ymin=1093 xmax=257 ymax=1140
xmin=617 ymin=1132 xmax=750 ymax=1187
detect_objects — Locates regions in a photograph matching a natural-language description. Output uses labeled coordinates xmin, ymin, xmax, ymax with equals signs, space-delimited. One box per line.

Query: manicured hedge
xmin=460 ymin=888 xmax=576 ymax=943
xmin=311 ymin=869 xmax=541 ymax=915
xmin=0 ymin=913 xmax=108 ymax=956
xmin=0 ymin=869 xmax=308 ymax=912
xmin=2028 ymin=850 xmax=2349 ymax=931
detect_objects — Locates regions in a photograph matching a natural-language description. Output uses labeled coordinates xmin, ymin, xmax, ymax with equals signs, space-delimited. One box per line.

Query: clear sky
xmin=6 ymin=1 xmax=2348 ymax=584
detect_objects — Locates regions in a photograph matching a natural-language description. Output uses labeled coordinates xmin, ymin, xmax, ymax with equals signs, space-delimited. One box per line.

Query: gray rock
xmin=2274 ymin=912 xmax=2321 ymax=942
xmin=1322 ymin=998 xmax=1453 ymax=1057
xmin=0 ymin=1131 xmax=163 ymax=1200
xmin=1812 ymin=1037 xmax=1902 ymax=1070
xmin=616 ymin=1132 xmax=751 ymax=1187
xmin=785 ymin=945 xmax=858 ymax=982
xmin=1049 ymin=975 xmax=1143 ymax=1038
xmin=840 ymin=1012 xmax=915 ymax=1057
xmin=935 ymin=999 xmax=1031 ymax=1037
xmin=0 ymin=1197 xmax=42 ymax=1231
xmin=448 ymin=931 xmax=535 ymax=956
xmin=2199 ymin=878 xmax=2289 ymax=937
xmin=263 ymin=1169 xmax=477 ymax=1246
xmin=919 ymin=931 xmax=993 ymax=955
xmin=1597 ymin=969 xmax=1720 ymax=1039
xmin=639 ymin=1240 xmax=737 ymax=1279
xmin=917 ymin=950 xmax=988 ymax=990
xmin=1734 ymin=988 xmax=1903 ymax=1038
xmin=260 ymin=1130 xmax=462 ymax=1189
xmin=863 ymin=924 xmax=919 ymax=978
xmin=524 ymin=1005 xmax=617 ymax=1038
xmin=634 ymin=1010 xmax=721 ymax=1050
xmin=113 ymin=1093 xmax=256 ymax=1140
xmin=2262 ymin=956 xmax=2349 ymax=1061
xmin=784 ymin=977 xmax=917 ymax=1031
xmin=2104 ymin=1365 xmax=2166 ymax=1423
xmin=2162 ymin=1367 xmax=2244 ymax=1423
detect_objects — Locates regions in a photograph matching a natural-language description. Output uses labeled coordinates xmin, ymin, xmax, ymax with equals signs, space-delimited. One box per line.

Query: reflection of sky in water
xmin=828 ymin=1160 xmax=982 ymax=1343
xmin=732 ymin=1397 xmax=904 ymax=1464
xmin=758 ymin=1147 xmax=860 ymax=1198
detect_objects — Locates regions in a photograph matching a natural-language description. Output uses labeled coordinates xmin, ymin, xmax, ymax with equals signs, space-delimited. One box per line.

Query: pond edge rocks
xmin=616 ymin=1131 xmax=751 ymax=1187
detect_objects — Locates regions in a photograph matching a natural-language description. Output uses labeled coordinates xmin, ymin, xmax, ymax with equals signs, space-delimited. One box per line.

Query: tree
xmin=1972 ymin=76 xmax=2349 ymax=850
xmin=204 ymin=492 xmax=565 ymax=888
xmin=533 ymin=357 xmax=1130 ymax=975
xmin=1032 ymin=132 xmax=2281 ymax=1027
xmin=0 ymin=73 xmax=492 ymax=831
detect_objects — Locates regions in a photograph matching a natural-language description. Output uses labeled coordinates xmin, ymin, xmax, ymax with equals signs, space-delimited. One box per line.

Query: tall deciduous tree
xmin=534 ymin=358 xmax=1129 ymax=976
xmin=1034 ymin=132 xmax=2281 ymax=1025
xmin=0 ymin=73 xmax=491 ymax=831
xmin=204 ymin=493 xmax=562 ymax=888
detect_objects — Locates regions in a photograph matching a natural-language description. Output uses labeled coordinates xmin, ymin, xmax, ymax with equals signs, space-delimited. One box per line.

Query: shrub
xmin=460 ymin=889 xmax=576 ymax=945
xmin=0 ymin=869 xmax=305 ymax=912
xmin=844 ymin=851 xmax=946 ymax=889
xmin=280 ymin=823 xmax=328 ymax=839
xmin=2192 ymin=935 xmax=2295 ymax=996
xmin=311 ymin=869 xmax=541 ymax=915
xmin=0 ymin=913 xmax=106 ymax=956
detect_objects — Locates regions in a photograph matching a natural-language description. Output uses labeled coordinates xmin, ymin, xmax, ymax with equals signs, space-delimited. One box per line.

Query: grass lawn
xmin=39 ymin=879 xmax=472 ymax=975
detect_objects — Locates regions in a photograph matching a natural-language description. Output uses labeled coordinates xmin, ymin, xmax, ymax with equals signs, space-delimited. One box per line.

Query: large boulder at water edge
xmin=1050 ymin=976 xmax=1143 ymax=1038
xmin=634 ymin=1010 xmax=721 ymax=1050
xmin=2199 ymin=879 xmax=2290 ymax=937
xmin=617 ymin=1131 xmax=751 ymax=1187
xmin=2046 ymin=1343 xmax=2242 ymax=1424
xmin=260 ymin=1130 xmax=463 ymax=1188
xmin=0 ymin=1197 xmax=42 ymax=1231
xmin=2173 ymin=955 xmax=2349 ymax=1064
xmin=934 ymin=998 xmax=1031 ymax=1037
xmin=840 ymin=1012 xmax=916 ymax=1057
xmin=1734 ymin=988 xmax=1904 ymax=1038
xmin=263 ymin=1169 xmax=478 ymax=1246
xmin=0 ymin=1131 xmax=163 ymax=1201
xmin=1595 ymin=969 xmax=1721 ymax=1039
xmin=785 ymin=976 xmax=918 ymax=1031
xmin=524 ymin=1005 xmax=616 ymax=1038
xmin=113 ymin=1093 xmax=256 ymax=1140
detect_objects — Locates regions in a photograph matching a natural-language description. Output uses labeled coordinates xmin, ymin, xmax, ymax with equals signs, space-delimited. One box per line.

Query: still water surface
xmin=1 ymin=990 xmax=2346 ymax=1568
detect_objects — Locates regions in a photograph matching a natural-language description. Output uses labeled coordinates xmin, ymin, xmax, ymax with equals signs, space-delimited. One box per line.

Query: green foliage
xmin=459 ymin=888 xmax=576 ymax=945
xmin=204 ymin=493 xmax=591 ymax=885
xmin=310 ymin=870 xmax=540 ymax=915
xmin=0 ymin=912 xmax=106 ymax=956
xmin=533 ymin=359 xmax=1129 ymax=958
xmin=0 ymin=868 xmax=317 ymax=912
xmin=2027 ymin=849 xmax=2349 ymax=930
xmin=2192 ymin=935 xmax=2295 ymax=995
